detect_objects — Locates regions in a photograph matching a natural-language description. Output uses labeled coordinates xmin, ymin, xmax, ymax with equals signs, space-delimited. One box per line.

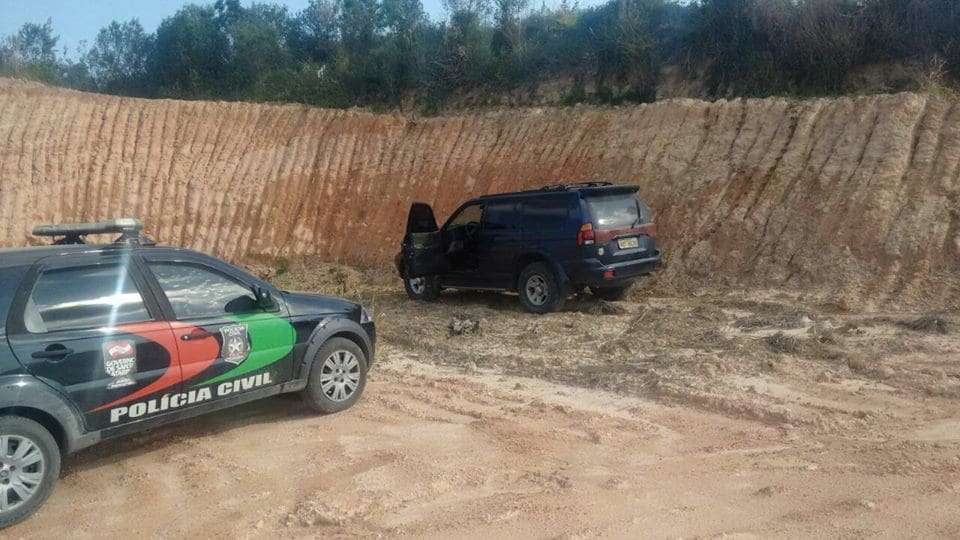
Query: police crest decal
xmin=220 ymin=324 xmax=251 ymax=365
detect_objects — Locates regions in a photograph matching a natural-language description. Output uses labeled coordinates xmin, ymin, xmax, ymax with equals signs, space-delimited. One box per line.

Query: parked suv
xmin=395 ymin=182 xmax=661 ymax=313
xmin=0 ymin=220 xmax=375 ymax=527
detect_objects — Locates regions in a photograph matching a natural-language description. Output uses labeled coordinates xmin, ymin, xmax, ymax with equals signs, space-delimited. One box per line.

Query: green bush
xmin=3 ymin=0 xmax=959 ymax=109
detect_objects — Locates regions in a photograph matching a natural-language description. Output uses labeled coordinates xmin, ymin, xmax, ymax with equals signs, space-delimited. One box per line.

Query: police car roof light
xmin=32 ymin=218 xmax=149 ymax=246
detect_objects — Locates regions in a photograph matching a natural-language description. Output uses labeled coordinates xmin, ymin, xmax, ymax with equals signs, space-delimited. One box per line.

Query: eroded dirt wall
xmin=1 ymin=79 xmax=958 ymax=308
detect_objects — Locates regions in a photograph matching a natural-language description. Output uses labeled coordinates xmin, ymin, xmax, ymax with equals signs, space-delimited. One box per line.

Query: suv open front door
xmin=401 ymin=203 xmax=449 ymax=277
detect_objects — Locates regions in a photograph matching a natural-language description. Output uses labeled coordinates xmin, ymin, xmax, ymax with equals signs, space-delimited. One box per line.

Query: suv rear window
xmin=585 ymin=194 xmax=650 ymax=229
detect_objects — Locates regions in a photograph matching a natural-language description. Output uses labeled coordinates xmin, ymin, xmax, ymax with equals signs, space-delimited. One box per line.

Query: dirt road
xmin=8 ymin=264 xmax=960 ymax=538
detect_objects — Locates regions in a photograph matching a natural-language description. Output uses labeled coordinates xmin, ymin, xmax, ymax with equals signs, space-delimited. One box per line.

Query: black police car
xmin=396 ymin=182 xmax=661 ymax=313
xmin=0 ymin=219 xmax=375 ymax=527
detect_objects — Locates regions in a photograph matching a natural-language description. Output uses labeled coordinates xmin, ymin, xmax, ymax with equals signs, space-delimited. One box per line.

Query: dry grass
xmin=897 ymin=314 xmax=950 ymax=335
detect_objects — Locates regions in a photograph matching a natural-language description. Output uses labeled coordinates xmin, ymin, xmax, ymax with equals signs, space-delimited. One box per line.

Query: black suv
xmin=396 ymin=182 xmax=661 ymax=313
xmin=0 ymin=220 xmax=375 ymax=527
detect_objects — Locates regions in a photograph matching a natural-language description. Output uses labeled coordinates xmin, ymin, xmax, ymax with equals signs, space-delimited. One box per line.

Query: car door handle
xmin=31 ymin=348 xmax=74 ymax=360
xmin=181 ymin=329 xmax=216 ymax=341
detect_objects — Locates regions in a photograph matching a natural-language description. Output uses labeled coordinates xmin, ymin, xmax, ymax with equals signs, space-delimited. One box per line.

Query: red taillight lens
xmin=577 ymin=223 xmax=595 ymax=246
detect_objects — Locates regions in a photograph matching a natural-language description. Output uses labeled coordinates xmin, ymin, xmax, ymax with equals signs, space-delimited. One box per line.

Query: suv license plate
xmin=618 ymin=237 xmax=640 ymax=249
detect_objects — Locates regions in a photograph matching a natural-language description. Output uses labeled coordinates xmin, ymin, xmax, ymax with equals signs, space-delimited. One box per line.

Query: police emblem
xmin=103 ymin=339 xmax=137 ymax=389
xmin=220 ymin=324 xmax=250 ymax=365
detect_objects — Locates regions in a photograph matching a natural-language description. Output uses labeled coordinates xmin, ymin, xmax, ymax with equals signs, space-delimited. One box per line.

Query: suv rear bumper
xmin=568 ymin=250 xmax=662 ymax=287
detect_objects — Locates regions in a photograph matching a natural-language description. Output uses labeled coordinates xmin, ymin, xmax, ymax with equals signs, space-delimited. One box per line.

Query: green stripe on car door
xmin=198 ymin=312 xmax=295 ymax=385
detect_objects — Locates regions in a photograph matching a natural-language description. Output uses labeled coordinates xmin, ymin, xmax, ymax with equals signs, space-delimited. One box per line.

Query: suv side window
xmin=447 ymin=204 xmax=483 ymax=228
xmin=482 ymin=201 xmax=519 ymax=231
xmin=149 ymin=262 xmax=259 ymax=319
xmin=24 ymin=265 xmax=151 ymax=333
xmin=522 ymin=196 xmax=569 ymax=231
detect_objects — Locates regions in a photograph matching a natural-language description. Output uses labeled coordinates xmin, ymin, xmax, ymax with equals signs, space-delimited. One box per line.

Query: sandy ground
xmin=8 ymin=263 xmax=960 ymax=538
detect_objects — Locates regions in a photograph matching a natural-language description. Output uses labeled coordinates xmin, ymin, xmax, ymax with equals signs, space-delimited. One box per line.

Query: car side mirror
xmin=253 ymin=286 xmax=277 ymax=311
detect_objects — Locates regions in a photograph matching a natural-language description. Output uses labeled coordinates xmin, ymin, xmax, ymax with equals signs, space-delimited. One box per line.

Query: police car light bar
xmin=32 ymin=218 xmax=143 ymax=238
xmin=32 ymin=218 xmax=146 ymax=245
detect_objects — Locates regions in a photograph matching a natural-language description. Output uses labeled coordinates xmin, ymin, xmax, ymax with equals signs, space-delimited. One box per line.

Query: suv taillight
xmin=576 ymin=223 xmax=595 ymax=246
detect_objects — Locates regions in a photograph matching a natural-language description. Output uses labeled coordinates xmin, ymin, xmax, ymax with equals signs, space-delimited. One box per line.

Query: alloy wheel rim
xmin=408 ymin=277 xmax=426 ymax=294
xmin=0 ymin=435 xmax=45 ymax=513
xmin=525 ymin=275 xmax=549 ymax=306
xmin=320 ymin=350 xmax=361 ymax=402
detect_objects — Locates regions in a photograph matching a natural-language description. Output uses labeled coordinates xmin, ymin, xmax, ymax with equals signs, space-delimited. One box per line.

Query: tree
xmin=438 ymin=0 xmax=494 ymax=90
xmin=490 ymin=0 xmax=529 ymax=85
xmin=444 ymin=0 xmax=493 ymax=19
xmin=150 ymin=4 xmax=230 ymax=97
xmin=225 ymin=3 xmax=294 ymax=96
xmin=382 ymin=0 xmax=427 ymax=95
xmin=684 ymin=0 xmax=778 ymax=96
xmin=0 ymin=20 xmax=60 ymax=82
xmin=615 ymin=0 xmax=665 ymax=101
xmin=15 ymin=19 xmax=59 ymax=64
xmin=340 ymin=0 xmax=380 ymax=56
xmin=86 ymin=20 xmax=154 ymax=95
xmin=289 ymin=0 xmax=341 ymax=63
xmin=492 ymin=0 xmax=527 ymax=57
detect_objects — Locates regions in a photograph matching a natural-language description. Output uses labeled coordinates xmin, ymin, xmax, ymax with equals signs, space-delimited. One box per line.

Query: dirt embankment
xmin=1 ymin=78 xmax=958 ymax=308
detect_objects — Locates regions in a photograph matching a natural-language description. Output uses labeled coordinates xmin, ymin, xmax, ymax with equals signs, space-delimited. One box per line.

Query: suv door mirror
xmin=253 ymin=286 xmax=277 ymax=311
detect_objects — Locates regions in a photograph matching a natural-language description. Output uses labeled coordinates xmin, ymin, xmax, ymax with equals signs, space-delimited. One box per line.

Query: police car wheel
xmin=0 ymin=416 xmax=61 ymax=529
xmin=303 ymin=338 xmax=368 ymax=414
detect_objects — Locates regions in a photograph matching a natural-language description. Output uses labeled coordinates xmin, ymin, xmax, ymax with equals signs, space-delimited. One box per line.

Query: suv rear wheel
xmin=0 ymin=416 xmax=61 ymax=529
xmin=518 ymin=262 xmax=565 ymax=314
xmin=590 ymin=285 xmax=630 ymax=301
xmin=303 ymin=337 xmax=368 ymax=414
xmin=403 ymin=275 xmax=440 ymax=301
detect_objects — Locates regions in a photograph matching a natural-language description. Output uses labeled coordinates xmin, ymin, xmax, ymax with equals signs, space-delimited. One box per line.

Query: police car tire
xmin=0 ymin=416 xmax=61 ymax=529
xmin=302 ymin=338 xmax=368 ymax=414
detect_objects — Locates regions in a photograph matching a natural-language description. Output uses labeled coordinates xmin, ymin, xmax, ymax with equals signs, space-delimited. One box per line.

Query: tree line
xmin=1 ymin=0 xmax=958 ymax=111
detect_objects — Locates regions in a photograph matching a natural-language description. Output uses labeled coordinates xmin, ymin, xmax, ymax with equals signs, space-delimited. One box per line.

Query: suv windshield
xmin=586 ymin=194 xmax=650 ymax=229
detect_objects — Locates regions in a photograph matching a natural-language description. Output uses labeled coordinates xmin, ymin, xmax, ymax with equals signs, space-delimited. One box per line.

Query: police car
xmin=0 ymin=220 xmax=375 ymax=527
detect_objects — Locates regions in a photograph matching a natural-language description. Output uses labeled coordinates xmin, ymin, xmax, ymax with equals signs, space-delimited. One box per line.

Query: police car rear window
xmin=25 ymin=265 xmax=151 ymax=333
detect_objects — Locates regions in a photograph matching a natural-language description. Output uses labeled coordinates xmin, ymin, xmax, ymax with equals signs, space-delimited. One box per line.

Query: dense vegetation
xmin=2 ymin=0 xmax=959 ymax=111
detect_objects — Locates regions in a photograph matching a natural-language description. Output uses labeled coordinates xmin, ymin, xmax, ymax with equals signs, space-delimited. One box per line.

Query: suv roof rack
xmin=539 ymin=181 xmax=614 ymax=192
xmin=32 ymin=218 xmax=155 ymax=246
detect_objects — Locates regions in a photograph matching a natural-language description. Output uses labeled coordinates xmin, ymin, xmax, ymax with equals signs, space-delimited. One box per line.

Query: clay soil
xmin=7 ymin=262 xmax=960 ymax=538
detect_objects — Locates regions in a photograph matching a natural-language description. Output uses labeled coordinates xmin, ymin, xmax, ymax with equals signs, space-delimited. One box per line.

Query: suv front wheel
xmin=518 ymin=262 xmax=565 ymax=314
xmin=0 ymin=416 xmax=61 ymax=529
